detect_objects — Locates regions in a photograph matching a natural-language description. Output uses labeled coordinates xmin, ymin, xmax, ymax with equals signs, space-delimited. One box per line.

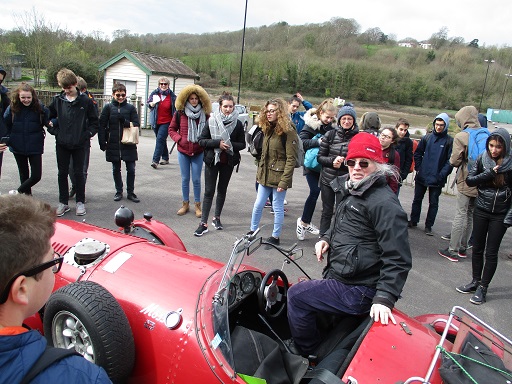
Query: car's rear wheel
xmin=43 ymin=281 xmax=135 ymax=383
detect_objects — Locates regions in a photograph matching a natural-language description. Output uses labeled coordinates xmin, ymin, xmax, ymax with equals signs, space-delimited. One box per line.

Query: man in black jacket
xmin=287 ymin=133 xmax=412 ymax=356
xmin=48 ymin=68 xmax=98 ymax=217
xmin=0 ymin=65 xmax=11 ymax=180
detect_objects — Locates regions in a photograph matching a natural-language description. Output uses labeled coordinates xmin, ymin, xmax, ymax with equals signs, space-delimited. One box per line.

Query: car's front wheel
xmin=43 ymin=281 xmax=135 ymax=383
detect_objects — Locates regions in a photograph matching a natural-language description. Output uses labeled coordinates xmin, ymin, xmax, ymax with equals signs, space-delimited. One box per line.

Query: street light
xmin=479 ymin=58 xmax=495 ymax=112
xmin=236 ymin=0 xmax=248 ymax=104
xmin=499 ymin=71 xmax=512 ymax=109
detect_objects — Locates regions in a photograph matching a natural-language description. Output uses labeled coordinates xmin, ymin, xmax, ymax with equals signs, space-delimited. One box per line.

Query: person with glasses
xmin=409 ymin=113 xmax=453 ymax=236
xmin=287 ymin=133 xmax=412 ymax=356
xmin=0 ymin=194 xmax=111 ymax=383
xmin=98 ymin=83 xmax=141 ymax=203
xmin=147 ymin=77 xmax=176 ymax=169
xmin=169 ymin=84 xmax=211 ymax=218
xmin=249 ymin=98 xmax=299 ymax=245
xmin=317 ymin=103 xmax=359 ymax=236
xmin=394 ymin=118 xmax=414 ymax=194
xmin=378 ymin=127 xmax=401 ymax=194
xmin=3 ymin=82 xmax=50 ymax=195
xmin=0 ymin=65 xmax=11 ymax=181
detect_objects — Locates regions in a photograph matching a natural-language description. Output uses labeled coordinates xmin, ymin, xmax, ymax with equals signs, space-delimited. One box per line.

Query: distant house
xmin=398 ymin=42 xmax=414 ymax=48
xmin=98 ymin=50 xmax=200 ymax=127
xmin=420 ymin=42 xmax=432 ymax=50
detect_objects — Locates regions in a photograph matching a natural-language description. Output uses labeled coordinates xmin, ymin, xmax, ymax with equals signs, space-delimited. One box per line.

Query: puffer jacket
xmin=0 ymin=83 xmax=10 ymax=138
xmin=4 ymin=104 xmax=49 ymax=155
xmin=299 ymin=108 xmax=336 ymax=175
xmin=395 ymin=131 xmax=413 ymax=181
xmin=414 ymin=113 xmax=453 ymax=187
xmin=317 ymin=126 xmax=359 ymax=186
xmin=256 ymin=126 xmax=298 ymax=190
xmin=0 ymin=330 xmax=111 ymax=383
xmin=98 ymin=100 xmax=139 ymax=162
xmin=323 ymin=173 xmax=412 ymax=309
xmin=450 ymin=106 xmax=481 ymax=197
xmin=198 ymin=119 xmax=245 ymax=167
xmin=466 ymin=128 xmax=512 ymax=214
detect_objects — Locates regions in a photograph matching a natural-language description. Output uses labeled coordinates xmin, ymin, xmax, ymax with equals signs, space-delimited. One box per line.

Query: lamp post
xmin=499 ymin=72 xmax=512 ymax=109
xmin=479 ymin=59 xmax=495 ymax=112
xmin=236 ymin=0 xmax=248 ymax=104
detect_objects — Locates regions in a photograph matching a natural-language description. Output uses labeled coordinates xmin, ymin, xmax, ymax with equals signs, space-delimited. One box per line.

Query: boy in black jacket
xmin=48 ymin=68 xmax=98 ymax=216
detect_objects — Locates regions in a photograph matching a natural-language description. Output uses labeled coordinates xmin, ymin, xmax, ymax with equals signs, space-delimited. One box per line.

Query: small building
xmin=98 ymin=50 xmax=200 ymax=127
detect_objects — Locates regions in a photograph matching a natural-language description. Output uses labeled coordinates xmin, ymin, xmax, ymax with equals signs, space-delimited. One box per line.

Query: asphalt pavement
xmin=1 ymin=129 xmax=511 ymax=336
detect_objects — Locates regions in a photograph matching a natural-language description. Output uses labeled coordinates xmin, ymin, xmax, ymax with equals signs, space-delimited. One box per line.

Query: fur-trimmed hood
xmin=303 ymin=108 xmax=321 ymax=130
xmin=175 ymin=84 xmax=212 ymax=114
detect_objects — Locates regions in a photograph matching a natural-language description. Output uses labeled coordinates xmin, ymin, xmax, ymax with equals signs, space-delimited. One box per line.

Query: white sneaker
xmin=284 ymin=199 xmax=288 ymax=205
xmin=56 ymin=203 xmax=70 ymax=217
xmin=8 ymin=190 xmax=19 ymax=195
xmin=76 ymin=202 xmax=86 ymax=216
xmin=296 ymin=218 xmax=305 ymax=241
xmin=303 ymin=222 xmax=320 ymax=235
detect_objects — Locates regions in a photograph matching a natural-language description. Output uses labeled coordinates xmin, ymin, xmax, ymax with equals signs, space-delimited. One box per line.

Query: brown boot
xmin=177 ymin=201 xmax=189 ymax=216
xmin=194 ymin=202 xmax=202 ymax=218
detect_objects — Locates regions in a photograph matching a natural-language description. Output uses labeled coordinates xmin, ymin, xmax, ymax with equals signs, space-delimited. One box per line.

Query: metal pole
xmin=237 ymin=0 xmax=248 ymax=105
xmin=479 ymin=59 xmax=495 ymax=112
xmin=499 ymin=72 xmax=512 ymax=109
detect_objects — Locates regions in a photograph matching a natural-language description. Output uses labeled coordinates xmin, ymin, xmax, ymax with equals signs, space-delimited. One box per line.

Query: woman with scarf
xmin=456 ymin=128 xmax=512 ymax=305
xmin=194 ymin=92 xmax=245 ymax=236
xmin=147 ymin=77 xmax=176 ymax=169
xmin=169 ymin=85 xmax=211 ymax=217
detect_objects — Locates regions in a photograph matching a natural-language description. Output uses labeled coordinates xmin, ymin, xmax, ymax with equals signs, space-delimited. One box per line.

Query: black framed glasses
xmin=0 ymin=252 xmax=63 ymax=304
xmin=345 ymin=159 xmax=370 ymax=168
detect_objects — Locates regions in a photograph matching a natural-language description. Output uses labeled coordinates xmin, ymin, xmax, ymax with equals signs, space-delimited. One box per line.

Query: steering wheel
xmin=258 ymin=269 xmax=289 ymax=318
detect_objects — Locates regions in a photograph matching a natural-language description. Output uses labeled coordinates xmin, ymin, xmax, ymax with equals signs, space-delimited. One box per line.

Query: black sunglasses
xmin=345 ymin=159 xmax=370 ymax=168
xmin=159 ymin=83 xmax=168 ymax=86
xmin=115 ymin=93 xmax=126 ymax=97
xmin=0 ymin=252 xmax=64 ymax=304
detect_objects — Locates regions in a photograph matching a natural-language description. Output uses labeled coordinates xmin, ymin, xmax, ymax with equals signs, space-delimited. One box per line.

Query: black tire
xmin=43 ymin=281 xmax=135 ymax=383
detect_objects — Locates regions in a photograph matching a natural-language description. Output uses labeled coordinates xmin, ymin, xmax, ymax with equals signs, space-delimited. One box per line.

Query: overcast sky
xmin=2 ymin=0 xmax=510 ymax=47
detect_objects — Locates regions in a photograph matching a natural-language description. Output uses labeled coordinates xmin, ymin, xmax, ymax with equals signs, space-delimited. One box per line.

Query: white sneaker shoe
xmin=8 ymin=190 xmax=19 ymax=195
xmin=76 ymin=202 xmax=86 ymax=216
xmin=56 ymin=203 xmax=70 ymax=217
xmin=284 ymin=199 xmax=288 ymax=205
xmin=303 ymin=222 xmax=320 ymax=235
xmin=296 ymin=218 xmax=305 ymax=241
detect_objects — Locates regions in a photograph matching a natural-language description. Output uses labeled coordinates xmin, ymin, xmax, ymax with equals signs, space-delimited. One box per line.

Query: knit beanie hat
xmin=337 ymin=104 xmax=357 ymax=125
xmin=346 ymin=132 xmax=384 ymax=163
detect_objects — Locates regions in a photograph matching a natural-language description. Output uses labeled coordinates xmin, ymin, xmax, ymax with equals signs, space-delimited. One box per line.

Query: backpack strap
xmin=21 ymin=346 xmax=81 ymax=384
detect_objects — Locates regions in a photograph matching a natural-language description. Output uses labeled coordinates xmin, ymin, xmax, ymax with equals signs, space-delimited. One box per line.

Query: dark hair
xmin=217 ymin=91 xmax=234 ymax=107
xmin=0 ymin=195 xmax=56 ymax=293
xmin=395 ymin=118 xmax=410 ymax=129
xmin=288 ymin=95 xmax=301 ymax=104
xmin=112 ymin=83 xmax=127 ymax=94
xmin=10 ymin=82 xmax=42 ymax=114
xmin=380 ymin=127 xmax=399 ymax=145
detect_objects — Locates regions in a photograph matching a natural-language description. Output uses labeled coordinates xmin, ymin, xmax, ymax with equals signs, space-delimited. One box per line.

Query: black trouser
xmin=69 ymin=141 xmax=90 ymax=188
xmin=201 ymin=163 xmax=234 ymax=224
xmin=112 ymin=160 xmax=136 ymax=194
xmin=471 ymin=207 xmax=507 ymax=287
xmin=319 ymin=182 xmax=341 ymax=236
xmin=13 ymin=153 xmax=42 ymax=195
xmin=56 ymin=144 xmax=85 ymax=204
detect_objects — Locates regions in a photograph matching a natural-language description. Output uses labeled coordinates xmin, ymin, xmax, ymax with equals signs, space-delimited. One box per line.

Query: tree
xmin=359 ymin=27 xmax=384 ymax=47
xmin=468 ymin=39 xmax=479 ymax=48
xmin=430 ymin=26 xmax=449 ymax=50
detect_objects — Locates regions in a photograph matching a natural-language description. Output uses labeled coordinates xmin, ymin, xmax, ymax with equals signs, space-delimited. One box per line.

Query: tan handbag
xmin=121 ymin=122 xmax=139 ymax=145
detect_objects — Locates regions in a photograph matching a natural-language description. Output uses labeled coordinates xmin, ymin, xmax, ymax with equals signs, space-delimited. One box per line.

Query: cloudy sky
xmin=2 ymin=0 xmax=510 ymax=47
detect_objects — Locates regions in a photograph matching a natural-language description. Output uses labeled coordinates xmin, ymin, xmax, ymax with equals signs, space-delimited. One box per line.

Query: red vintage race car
xmin=24 ymin=208 xmax=512 ymax=384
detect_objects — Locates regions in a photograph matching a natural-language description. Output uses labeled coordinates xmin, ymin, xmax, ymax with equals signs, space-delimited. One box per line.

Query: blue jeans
xmin=251 ymin=184 xmax=286 ymax=238
xmin=410 ymin=183 xmax=442 ymax=228
xmin=152 ymin=123 xmax=170 ymax=163
xmin=177 ymin=151 xmax=203 ymax=202
xmin=287 ymin=279 xmax=375 ymax=354
xmin=301 ymin=171 xmax=321 ymax=225
xmin=112 ymin=160 xmax=136 ymax=194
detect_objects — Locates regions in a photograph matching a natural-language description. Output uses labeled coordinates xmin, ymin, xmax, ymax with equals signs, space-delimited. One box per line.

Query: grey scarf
xmin=185 ymin=102 xmax=206 ymax=143
xmin=209 ymin=109 xmax=239 ymax=164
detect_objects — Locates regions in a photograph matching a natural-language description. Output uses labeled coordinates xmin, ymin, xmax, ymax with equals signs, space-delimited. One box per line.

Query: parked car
xmin=24 ymin=209 xmax=512 ymax=383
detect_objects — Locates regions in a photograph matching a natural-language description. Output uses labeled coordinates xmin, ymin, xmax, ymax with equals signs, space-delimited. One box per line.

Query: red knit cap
xmin=346 ymin=132 xmax=384 ymax=163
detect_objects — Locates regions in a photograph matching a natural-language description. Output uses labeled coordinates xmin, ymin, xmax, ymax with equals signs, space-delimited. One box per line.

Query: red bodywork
xmin=25 ymin=217 xmax=466 ymax=383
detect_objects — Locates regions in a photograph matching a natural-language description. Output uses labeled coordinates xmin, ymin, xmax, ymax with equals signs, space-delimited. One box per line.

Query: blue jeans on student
xmin=152 ymin=123 xmax=170 ymax=163
xmin=177 ymin=151 xmax=203 ymax=203
xmin=301 ymin=171 xmax=321 ymax=225
xmin=251 ymin=184 xmax=286 ymax=238
xmin=287 ymin=279 xmax=375 ymax=354
xmin=410 ymin=182 xmax=442 ymax=228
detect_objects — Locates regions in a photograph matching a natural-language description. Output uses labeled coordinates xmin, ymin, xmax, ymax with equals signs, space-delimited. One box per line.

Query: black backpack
xmin=248 ymin=126 xmax=263 ymax=159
